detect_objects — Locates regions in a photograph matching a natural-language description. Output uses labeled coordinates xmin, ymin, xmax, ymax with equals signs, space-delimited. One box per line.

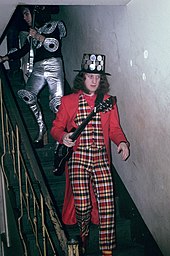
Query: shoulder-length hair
xmin=72 ymin=72 xmax=110 ymax=94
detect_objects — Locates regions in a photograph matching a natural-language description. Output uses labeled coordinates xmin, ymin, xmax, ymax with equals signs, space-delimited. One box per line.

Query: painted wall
xmin=58 ymin=4 xmax=170 ymax=255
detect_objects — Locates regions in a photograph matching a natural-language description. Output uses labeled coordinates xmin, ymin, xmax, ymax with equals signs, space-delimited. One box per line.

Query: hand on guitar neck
xmin=29 ymin=28 xmax=45 ymax=42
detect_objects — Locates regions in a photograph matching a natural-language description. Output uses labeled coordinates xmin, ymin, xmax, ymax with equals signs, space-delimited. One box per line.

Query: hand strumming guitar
xmin=62 ymin=133 xmax=75 ymax=148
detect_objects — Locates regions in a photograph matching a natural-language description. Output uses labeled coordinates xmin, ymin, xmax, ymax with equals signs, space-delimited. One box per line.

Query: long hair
xmin=20 ymin=5 xmax=34 ymax=16
xmin=72 ymin=72 xmax=110 ymax=94
xmin=19 ymin=5 xmax=51 ymax=27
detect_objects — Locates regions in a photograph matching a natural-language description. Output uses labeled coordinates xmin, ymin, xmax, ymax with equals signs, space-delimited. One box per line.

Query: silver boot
xmin=18 ymin=89 xmax=47 ymax=148
xmin=29 ymin=102 xmax=47 ymax=148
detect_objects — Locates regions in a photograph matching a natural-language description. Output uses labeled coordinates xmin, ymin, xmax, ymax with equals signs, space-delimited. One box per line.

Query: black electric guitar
xmin=53 ymin=96 xmax=115 ymax=176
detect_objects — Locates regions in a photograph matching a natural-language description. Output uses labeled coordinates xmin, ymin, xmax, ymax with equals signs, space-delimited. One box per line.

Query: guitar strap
xmin=95 ymin=92 xmax=104 ymax=106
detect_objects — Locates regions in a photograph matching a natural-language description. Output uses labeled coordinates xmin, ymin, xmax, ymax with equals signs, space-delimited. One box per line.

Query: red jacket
xmin=50 ymin=91 xmax=128 ymax=225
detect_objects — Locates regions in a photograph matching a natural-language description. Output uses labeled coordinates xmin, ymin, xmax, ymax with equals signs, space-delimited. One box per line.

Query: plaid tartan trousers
xmin=68 ymin=95 xmax=116 ymax=251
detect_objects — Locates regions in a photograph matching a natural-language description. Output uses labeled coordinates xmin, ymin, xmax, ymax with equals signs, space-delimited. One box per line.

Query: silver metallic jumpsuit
xmin=7 ymin=20 xmax=66 ymax=147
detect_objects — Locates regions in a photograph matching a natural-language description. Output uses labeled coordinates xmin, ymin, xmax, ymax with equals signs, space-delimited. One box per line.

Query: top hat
xmin=74 ymin=53 xmax=111 ymax=76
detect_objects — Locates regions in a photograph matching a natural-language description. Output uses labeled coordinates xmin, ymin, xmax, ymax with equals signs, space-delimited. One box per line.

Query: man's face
xmin=23 ymin=8 xmax=32 ymax=27
xmin=84 ymin=73 xmax=101 ymax=95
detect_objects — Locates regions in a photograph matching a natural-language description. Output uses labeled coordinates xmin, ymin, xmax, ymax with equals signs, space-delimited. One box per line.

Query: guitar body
xmin=53 ymin=144 xmax=73 ymax=176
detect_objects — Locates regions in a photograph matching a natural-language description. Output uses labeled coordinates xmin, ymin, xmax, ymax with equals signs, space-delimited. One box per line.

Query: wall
xmin=58 ymin=4 xmax=170 ymax=256
xmin=114 ymin=2 xmax=170 ymax=255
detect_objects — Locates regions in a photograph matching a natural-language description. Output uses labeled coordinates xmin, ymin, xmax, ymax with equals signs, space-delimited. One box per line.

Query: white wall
xmin=114 ymin=2 xmax=170 ymax=255
xmin=58 ymin=4 xmax=170 ymax=255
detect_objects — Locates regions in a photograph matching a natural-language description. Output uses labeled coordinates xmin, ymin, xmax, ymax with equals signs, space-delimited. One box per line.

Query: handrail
xmin=0 ymin=165 xmax=10 ymax=255
xmin=0 ymin=63 xmax=71 ymax=255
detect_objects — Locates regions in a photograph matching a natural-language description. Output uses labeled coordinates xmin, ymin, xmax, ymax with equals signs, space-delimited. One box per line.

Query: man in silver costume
xmin=0 ymin=5 xmax=66 ymax=148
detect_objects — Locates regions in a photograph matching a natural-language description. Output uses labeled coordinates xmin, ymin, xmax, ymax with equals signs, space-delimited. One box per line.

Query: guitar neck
xmin=69 ymin=108 xmax=96 ymax=141
xmin=30 ymin=9 xmax=36 ymax=49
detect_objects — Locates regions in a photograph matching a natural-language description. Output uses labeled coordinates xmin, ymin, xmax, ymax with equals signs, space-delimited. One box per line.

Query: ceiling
xmin=0 ymin=0 xmax=131 ymax=39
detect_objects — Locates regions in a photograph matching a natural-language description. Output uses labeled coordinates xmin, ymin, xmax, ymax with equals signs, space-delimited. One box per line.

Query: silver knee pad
xmin=17 ymin=89 xmax=37 ymax=105
xmin=49 ymin=97 xmax=61 ymax=113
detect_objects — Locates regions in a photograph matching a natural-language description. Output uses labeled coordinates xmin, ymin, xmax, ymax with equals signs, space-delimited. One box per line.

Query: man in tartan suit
xmin=51 ymin=53 xmax=130 ymax=256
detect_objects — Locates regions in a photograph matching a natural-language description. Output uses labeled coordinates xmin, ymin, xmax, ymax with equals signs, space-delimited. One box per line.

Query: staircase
xmin=5 ymin=69 xmax=163 ymax=256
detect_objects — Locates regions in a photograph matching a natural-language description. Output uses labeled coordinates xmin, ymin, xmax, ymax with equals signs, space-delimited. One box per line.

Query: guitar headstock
xmin=34 ymin=5 xmax=45 ymax=13
xmin=95 ymin=96 xmax=115 ymax=113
